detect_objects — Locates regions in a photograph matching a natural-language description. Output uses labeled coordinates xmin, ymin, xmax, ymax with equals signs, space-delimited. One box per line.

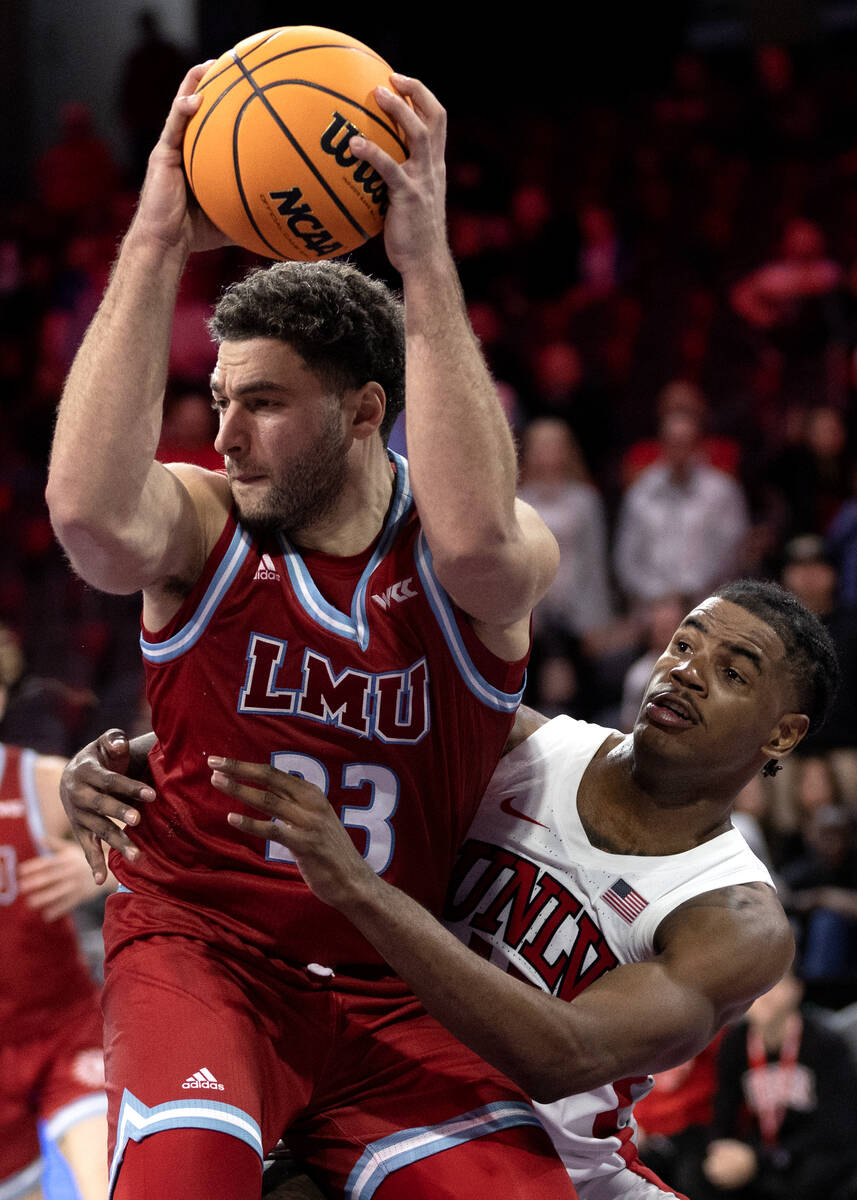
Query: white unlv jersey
xmin=443 ymin=714 xmax=774 ymax=1192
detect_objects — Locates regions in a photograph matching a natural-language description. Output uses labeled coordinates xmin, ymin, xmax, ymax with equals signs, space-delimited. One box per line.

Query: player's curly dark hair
xmin=712 ymin=579 xmax=840 ymax=765
xmin=208 ymin=261 xmax=405 ymax=444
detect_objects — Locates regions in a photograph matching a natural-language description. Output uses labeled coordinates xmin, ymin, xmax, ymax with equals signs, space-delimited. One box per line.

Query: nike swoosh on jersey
xmin=499 ymin=796 xmax=549 ymax=828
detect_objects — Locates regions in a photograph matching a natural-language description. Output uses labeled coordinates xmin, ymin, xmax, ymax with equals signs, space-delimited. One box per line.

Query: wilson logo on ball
xmin=268 ymin=188 xmax=343 ymax=258
xmin=320 ymin=113 xmax=390 ymax=214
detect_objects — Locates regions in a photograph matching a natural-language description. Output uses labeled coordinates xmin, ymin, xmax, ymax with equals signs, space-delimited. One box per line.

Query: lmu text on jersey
xmin=238 ymin=634 xmax=431 ymax=744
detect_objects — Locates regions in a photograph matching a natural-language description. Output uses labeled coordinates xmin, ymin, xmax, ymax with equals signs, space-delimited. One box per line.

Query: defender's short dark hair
xmin=713 ymin=578 xmax=840 ymax=732
xmin=208 ymin=261 xmax=405 ymax=444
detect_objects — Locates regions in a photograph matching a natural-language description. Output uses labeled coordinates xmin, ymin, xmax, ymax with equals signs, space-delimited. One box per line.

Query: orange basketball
xmin=183 ymin=26 xmax=407 ymax=261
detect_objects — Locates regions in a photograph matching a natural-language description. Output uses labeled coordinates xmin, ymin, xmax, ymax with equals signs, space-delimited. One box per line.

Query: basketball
xmin=182 ymin=26 xmax=408 ymax=261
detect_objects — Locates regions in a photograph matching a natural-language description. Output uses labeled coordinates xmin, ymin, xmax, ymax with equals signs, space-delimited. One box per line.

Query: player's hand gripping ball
xmin=182 ymin=25 xmax=408 ymax=262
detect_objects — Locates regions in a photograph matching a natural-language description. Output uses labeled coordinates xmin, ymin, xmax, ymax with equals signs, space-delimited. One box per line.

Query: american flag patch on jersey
xmin=601 ymin=878 xmax=649 ymax=924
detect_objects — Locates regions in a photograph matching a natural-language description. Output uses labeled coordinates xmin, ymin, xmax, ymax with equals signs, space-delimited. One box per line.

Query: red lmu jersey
xmin=0 ymin=745 xmax=98 ymax=1041
xmin=126 ymin=453 xmax=526 ymax=966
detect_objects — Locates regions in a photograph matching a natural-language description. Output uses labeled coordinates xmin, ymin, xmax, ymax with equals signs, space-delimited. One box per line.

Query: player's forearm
xmin=401 ymin=256 xmax=527 ymax=608
xmin=46 ymin=231 xmax=188 ymax=573
xmin=347 ymin=869 xmax=588 ymax=1101
xmin=345 ymin=865 xmax=729 ymax=1103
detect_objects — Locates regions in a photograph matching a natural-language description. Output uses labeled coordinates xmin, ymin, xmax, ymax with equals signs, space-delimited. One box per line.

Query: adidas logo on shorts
xmin=182 ymin=1067 xmax=225 ymax=1091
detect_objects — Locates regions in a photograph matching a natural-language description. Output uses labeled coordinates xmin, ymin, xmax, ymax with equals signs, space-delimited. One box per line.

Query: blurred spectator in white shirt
xmin=518 ymin=417 xmax=614 ymax=639
xmin=613 ymin=408 xmax=750 ymax=610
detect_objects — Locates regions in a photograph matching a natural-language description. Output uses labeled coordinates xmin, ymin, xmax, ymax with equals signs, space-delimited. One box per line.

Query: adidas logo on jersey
xmin=372 ymin=577 xmax=418 ymax=609
xmin=253 ymin=553 xmax=281 ymax=582
xmin=182 ymin=1067 xmax=225 ymax=1091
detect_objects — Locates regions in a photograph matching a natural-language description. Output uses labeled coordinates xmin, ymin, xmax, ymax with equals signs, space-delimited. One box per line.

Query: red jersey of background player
xmin=0 ymin=744 xmax=99 ymax=1040
xmin=123 ymin=453 xmax=527 ymax=966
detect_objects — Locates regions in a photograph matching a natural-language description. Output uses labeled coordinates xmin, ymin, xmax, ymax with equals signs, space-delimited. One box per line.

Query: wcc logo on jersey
xmin=445 ymin=839 xmax=619 ymax=999
xmin=372 ymin=577 xmax=417 ymax=610
xmin=238 ymin=634 xmax=430 ymax=744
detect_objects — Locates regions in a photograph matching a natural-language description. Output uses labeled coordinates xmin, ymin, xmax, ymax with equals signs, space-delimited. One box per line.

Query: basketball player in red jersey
xmin=0 ymin=632 xmax=110 ymax=1200
xmin=46 ymin=61 xmax=569 ymax=1200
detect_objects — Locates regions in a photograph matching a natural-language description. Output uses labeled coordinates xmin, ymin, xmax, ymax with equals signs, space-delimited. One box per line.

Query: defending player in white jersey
xmin=61 ymin=579 xmax=838 ymax=1198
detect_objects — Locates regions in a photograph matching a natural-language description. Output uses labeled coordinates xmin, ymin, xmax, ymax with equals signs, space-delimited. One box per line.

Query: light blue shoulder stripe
xmin=108 ymin=1089 xmax=263 ymax=1198
xmin=414 ymin=533 xmax=524 ymax=713
xmin=345 ymin=1101 xmax=543 ymax=1198
xmin=141 ymin=525 xmax=252 ymax=663
xmin=278 ymin=451 xmax=414 ymax=651
xmin=19 ymin=748 xmax=47 ymax=847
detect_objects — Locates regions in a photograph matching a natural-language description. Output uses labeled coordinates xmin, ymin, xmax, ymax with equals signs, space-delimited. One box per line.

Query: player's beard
xmin=229 ymin=404 xmax=349 ymax=540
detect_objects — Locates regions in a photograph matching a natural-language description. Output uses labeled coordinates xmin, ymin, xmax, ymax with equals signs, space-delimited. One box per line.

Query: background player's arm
xmin=16 ymin=752 xmax=120 ymax=919
xmin=45 ymin=65 xmax=228 ymax=604
xmin=211 ymin=758 xmax=793 ymax=1104
xmin=358 ymin=80 xmax=558 ymax=657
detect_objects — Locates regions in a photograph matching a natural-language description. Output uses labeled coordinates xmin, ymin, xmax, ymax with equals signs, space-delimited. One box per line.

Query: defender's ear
xmin=761 ymin=712 xmax=810 ymax=764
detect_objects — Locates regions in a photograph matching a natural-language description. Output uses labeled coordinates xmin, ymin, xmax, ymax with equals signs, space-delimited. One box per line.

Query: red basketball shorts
xmin=102 ymin=892 xmax=575 ymax=1198
xmin=0 ymin=991 xmax=106 ymax=1189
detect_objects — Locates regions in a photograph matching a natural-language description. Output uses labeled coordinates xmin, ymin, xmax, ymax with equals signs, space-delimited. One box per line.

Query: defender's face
xmin=211 ymin=338 xmax=348 ymax=537
xmin=635 ymin=597 xmax=799 ymax=775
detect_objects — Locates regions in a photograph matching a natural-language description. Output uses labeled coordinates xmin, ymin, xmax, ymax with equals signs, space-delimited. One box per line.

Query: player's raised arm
xmin=45 ymin=64 xmax=229 ymax=600
xmin=354 ymin=78 xmax=558 ymax=647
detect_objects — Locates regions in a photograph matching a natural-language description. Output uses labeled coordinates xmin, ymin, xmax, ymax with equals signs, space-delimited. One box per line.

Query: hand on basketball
xmin=131 ymin=62 xmax=231 ymax=256
xmin=210 ymin=757 xmax=377 ymax=908
xmin=60 ymin=729 xmax=155 ymax=884
xmin=17 ymin=836 xmax=104 ymax=921
xmin=349 ymin=75 xmax=449 ymax=276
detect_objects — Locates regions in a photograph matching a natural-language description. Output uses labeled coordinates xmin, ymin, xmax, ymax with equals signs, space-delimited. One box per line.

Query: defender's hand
xmin=209 ymin=757 xmax=377 ymax=909
xmin=60 ymin=729 xmax=155 ymax=884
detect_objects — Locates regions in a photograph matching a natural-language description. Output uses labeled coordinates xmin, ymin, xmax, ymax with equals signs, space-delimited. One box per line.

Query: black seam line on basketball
xmin=230 ymin=103 xmax=293 ymax=258
xmin=186 ymin=68 xmax=251 ymax=183
xmin=229 ymin=53 xmax=369 ymax=240
xmin=196 ymin=30 xmax=283 ymax=95
xmin=197 ymin=38 xmax=387 ymax=99
xmin=229 ymin=91 xmax=366 ymax=256
xmin=228 ymin=42 xmax=408 ymax=158
xmin=262 ymin=81 xmax=408 ymax=159
xmin=186 ymin=57 xmax=260 ymax=180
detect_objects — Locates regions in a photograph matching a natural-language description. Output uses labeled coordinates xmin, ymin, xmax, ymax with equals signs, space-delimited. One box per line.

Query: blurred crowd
xmin=2 ymin=19 xmax=857 ymax=1197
